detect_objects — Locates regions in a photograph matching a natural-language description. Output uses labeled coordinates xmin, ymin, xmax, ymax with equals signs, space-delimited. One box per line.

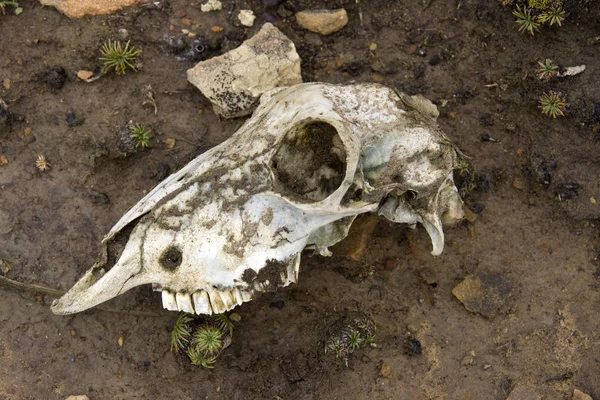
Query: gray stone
xmin=186 ymin=23 xmax=302 ymax=119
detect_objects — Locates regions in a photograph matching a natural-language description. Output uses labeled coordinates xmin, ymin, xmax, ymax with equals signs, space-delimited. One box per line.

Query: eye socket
xmin=160 ymin=247 xmax=182 ymax=270
xmin=271 ymin=120 xmax=347 ymax=202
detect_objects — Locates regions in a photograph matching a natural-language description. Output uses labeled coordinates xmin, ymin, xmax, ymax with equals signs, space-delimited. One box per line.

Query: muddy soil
xmin=1 ymin=0 xmax=599 ymax=399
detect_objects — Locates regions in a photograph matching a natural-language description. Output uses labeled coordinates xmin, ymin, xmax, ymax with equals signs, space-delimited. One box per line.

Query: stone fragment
xmin=331 ymin=214 xmax=380 ymax=261
xmin=295 ymin=9 xmax=348 ymax=35
xmin=40 ymin=0 xmax=147 ymax=18
xmin=572 ymin=389 xmax=593 ymax=400
xmin=506 ymin=385 xmax=540 ymax=400
xmin=238 ymin=10 xmax=256 ymax=27
xmin=187 ymin=23 xmax=302 ymax=119
xmin=200 ymin=0 xmax=222 ymax=12
xmin=380 ymin=362 xmax=391 ymax=377
xmin=77 ymin=70 xmax=94 ymax=80
xmin=65 ymin=396 xmax=90 ymax=400
xmin=452 ymin=272 xmax=513 ymax=318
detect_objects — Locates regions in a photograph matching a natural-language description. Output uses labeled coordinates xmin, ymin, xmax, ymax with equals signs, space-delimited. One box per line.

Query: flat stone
xmin=187 ymin=23 xmax=302 ymax=119
xmin=295 ymin=9 xmax=348 ymax=35
xmin=40 ymin=0 xmax=147 ymax=18
xmin=331 ymin=214 xmax=380 ymax=261
xmin=573 ymin=389 xmax=593 ymax=400
xmin=452 ymin=272 xmax=513 ymax=318
xmin=506 ymin=385 xmax=540 ymax=400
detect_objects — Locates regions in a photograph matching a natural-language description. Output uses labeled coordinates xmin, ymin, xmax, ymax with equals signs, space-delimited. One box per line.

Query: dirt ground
xmin=1 ymin=0 xmax=600 ymax=399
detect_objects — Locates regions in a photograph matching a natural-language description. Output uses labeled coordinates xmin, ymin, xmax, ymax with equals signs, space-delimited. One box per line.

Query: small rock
xmin=66 ymin=111 xmax=85 ymax=127
xmin=40 ymin=0 xmax=146 ymax=17
xmin=23 ymin=126 xmax=33 ymax=137
xmin=452 ymin=272 xmax=513 ymax=318
xmin=200 ymin=0 xmax=222 ymax=12
xmin=229 ymin=312 xmax=241 ymax=322
xmin=506 ymin=385 xmax=540 ymax=400
xmin=512 ymin=177 xmax=525 ymax=190
xmin=463 ymin=207 xmax=478 ymax=223
xmin=211 ymin=25 xmax=224 ymax=33
xmin=461 ymin=350 xmax=476 ymax=366
xmin=0 ymin=155 xmax=7 ymax=166
xmin=0 ymin=98 xmax=9 ymax=131
xmin=65 ymin=396 xmax=90 ymax=400
xmin=118 ymin=336 xmax=124 ymax=346
xmin=331 ymin=214 xmax=380 ymax=261
xmin=590 ymin=197 xmax=597 ymax=205
xmin=163 ymin=138 xmax=176 ymax=149
xmin=0 ymin=259 xmax=13 ymax=274
xmin=273 ymin=320 xmax=281 ymax=329
xmin=380 ymin=362 xmax=391 ymax=377
xmin=295 ymin=9 xmax=348 ymax=35
xmin=572 ymin=389 xmax=593 ymax=400
xmin=3 ymin=78 xmax=10 ymax=90
xmin=77 ymin=70 xmax=94 ymax=80
xmin=238 ymin=10 xmax=256 ymax=27
xmin=181 ymin=18 xmax=193 ymax=27
xmin=117 ymin=28 xmax=129 ymax=40
xmin=403 ymin=337 xmax=422 ymax=356
xmin=187 ymin=23 xmax=302 ymax=119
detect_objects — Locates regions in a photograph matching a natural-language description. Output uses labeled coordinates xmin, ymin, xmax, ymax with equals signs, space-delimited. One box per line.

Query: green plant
xmin=129 ymin=123 xmax=153 ymax=149
xmin=539 ymin=7 xmax=566 ymax=26
xmin=539 ymin=91 xmax=567 ymax=118
xmin=99 ymin=40 xmax=141 ymax=75
xmin=212 ymin=314 xmax=234 ymax=337
xmin=170 ymin=313 xmax=194 ymax=353
xmin=194 ymin=325 xmax=224 ymax=354
xmin=348 ymin=329 xmax=364 ymax=350
xmin=536 ymin=59 xmax=558 ymax=80
xmin=513 ymin=6 xmax=541 ymax=35
xmin=187 ymin=346 xmax=218 ymax=368
xmin=0 ymin=0 xmax=18 ymax=14
xmin=527 ymin=0 xmax=549 ymax=8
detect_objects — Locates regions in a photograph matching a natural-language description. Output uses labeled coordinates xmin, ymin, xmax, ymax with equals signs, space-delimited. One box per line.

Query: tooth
xmin=161 ymin=290 xmax=178 ymax=311
xmin=240 ymin=289 xmax=253 ymax=302
xmin=192 ymin=291 xmax=212 ymax=315
xmin=218 ymin=289 xmax=238 ymax=311
xmin=232 ymin=287 xmax=244 ymax=305
xmin=253 ymin=280 xmax=265 ymax=292
xmin=207 ymin=290 xmax=227 ymax=314
xmin=176 ymin=292 xmax=195 ymax=314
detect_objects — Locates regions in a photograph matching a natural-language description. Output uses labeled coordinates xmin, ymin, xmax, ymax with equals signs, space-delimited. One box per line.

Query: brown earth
xmin=1 ymin=0 xmax=599 ymax=399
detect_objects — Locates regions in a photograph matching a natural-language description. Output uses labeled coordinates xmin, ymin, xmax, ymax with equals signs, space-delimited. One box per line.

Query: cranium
xmin=51 ymin=83 xmax=464 ymax=316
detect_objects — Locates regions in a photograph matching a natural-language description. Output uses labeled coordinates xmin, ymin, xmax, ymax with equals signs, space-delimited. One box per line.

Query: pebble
xmin=369 ymin=42 xmax=377 ymax=51
xmin=163 ymin=138 xmax=176 ymax=149
xmin=572 ymin=389 xmax=593 ymax=400
xmin=77 ymin=70 xmax=94 ymax=80
xmin=118 ymin=336 xmax=124 ymax=347
xmin=380 ymin=362 xmax=391 ymax=377
xmin=65 ymin=396 xmax=89 ymax=400
xmin=3 ymin=78 xmax=10 ymax=90
xmin=452 ymin=272 xmax=513 ymax=317
xmin=238 ymin=10 xmax=256 ymax=27
xmin=506 ymin=385 xmax=540 ymax=400
xmin=461 ymin=350 xmax=476 ymax=366
xmin=229 ymin=312 xmax=241 ymax=322
xmin=273 ymin=320 xmax=281 ymax=329
xmin=23 ymin=126 xmax=33 ymax=137
xmin=590 ymin=197 xmax=597 ymax=204
xmin=512 ymin=177 xmax=525 ymax=190
xmin=0 ymin=155 xmax=8 ymax=166
xmin=295 ymin=8 xmax=348 ymax=35
xmin=201 ymin=0 xmax=222 ymax=12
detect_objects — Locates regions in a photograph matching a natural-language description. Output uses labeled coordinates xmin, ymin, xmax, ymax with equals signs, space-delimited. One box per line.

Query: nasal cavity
xmin=271 ymin=120 xmax=347 ymax=202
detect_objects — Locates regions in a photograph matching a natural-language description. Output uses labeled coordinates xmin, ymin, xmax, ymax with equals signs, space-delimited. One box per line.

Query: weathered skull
xmin=51 ymin=83 xmax=464 ymax=316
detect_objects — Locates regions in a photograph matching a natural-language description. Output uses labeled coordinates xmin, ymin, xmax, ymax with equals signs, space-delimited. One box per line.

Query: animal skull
xmin=51 ymin=83 xmax=464 ymax=316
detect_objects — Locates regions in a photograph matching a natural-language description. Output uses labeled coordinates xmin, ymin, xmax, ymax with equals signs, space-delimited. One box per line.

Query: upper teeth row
xmin=161 ymin=255 xmax=301 ymax=314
